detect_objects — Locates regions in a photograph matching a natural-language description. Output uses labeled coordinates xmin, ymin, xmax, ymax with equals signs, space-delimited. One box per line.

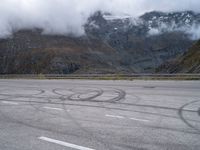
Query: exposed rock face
xmin=0 ymin=11 xmax=199 ymax=74
xmin=157 ymin=40 xmax=200 ymax=73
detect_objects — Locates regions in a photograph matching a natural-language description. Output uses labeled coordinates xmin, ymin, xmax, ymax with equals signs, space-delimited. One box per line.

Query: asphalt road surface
xmin=0 ymin=79 xmax=200 ymax=150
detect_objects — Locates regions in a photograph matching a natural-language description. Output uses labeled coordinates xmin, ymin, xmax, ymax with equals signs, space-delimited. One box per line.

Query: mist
xmin=0 ymin=0 xmax=200 ymax=38
xmin=147 ymin=20 xmax=200 ymax=40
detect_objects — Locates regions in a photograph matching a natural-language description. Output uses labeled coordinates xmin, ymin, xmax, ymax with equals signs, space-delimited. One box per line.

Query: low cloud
xmin=186 ymin=24 xmax=200 ymax=40
xmin=148 ymin=23 xmax=200 ymax=40
xmin=0 ymin=0 xmax=200 ymax=38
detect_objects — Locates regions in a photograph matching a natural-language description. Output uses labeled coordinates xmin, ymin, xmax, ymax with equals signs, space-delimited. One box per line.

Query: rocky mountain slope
xmin=0 ymin=30 xmax=128 ymax=74
xmin=86 ymin=11 xmax=199 ymax=72
xmin=157 ymin=40 xmax=200 ymax=73
xmin=0 ymin=11 xmax=199 ymax=74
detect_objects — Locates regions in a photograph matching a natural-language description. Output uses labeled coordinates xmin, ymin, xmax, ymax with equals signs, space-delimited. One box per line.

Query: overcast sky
xmin=0 ymin=0 xmax=200 ymax=38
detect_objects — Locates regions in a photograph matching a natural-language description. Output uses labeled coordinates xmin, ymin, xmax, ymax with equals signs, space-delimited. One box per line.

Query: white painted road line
xmin=1 ymin=101 xmax=18 ymax=105
xmin=105 ymin=114 xmax=125 ymax=119
xmin=43 ymin=106 xmax=63 ymax=111
xmin=130 ymin=117 xmax=150 ymax=122
xmin=38 ymin=136 xmax=95 ymax=150
xmin=106 ymin=114 xmax=150 ymax=122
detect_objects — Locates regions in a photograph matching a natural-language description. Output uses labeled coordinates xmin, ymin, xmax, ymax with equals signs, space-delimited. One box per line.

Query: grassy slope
xmin=157 ymin=40 xmax=200 ymax=73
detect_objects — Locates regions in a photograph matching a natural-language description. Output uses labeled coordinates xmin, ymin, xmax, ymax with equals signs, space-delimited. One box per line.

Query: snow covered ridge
xmin=100 ymin=11 xmax=200 ymax=40
xmin=141 ymin=11 xmax=200 ymax=40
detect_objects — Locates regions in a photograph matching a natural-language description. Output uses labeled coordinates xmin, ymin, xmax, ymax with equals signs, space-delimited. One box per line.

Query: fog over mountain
xmin=0 ymin=0 xmax=200 ymax=38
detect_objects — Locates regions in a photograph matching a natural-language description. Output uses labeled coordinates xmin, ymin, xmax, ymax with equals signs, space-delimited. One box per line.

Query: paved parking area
xmin=0 ymin=79 xmax=200 ymax=150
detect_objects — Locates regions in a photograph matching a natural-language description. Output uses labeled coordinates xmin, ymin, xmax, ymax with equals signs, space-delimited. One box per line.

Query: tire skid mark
xmin=54 ymin=88 xmax=126 ymax=103
xmin=1 ymin=97 xmax=200 ymax=124
xmin=178 ymin=100 xmax=200 ymax=133
xmin=0 ymin=87 xmax=200 ymax=139
xmin=68 ymin=89 xmax=104 ymax=102
xmin=0 ymin=89 xmax=45 ymax=97
xmin=1 ymin=87 xmax=200 ymax=127
xmin=107 ymin=89 xmax=126 ymax=103
xmin=61 ymin=97 xmax=112 ymax=150
xmin=2 ymin=93 xmax=110 ymax=147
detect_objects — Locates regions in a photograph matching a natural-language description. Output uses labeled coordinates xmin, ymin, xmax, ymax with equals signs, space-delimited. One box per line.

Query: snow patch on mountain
xmin=144 ymin=11 xmax=200 ymax=40
xmin=103 ymin=14 xmax=131 ymax=20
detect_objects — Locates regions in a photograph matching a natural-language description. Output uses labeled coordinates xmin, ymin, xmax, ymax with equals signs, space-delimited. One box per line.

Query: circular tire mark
xmin=53 ymin=88 xmax=126 ymax=103
xmin=107 ymin=89 xmax=126 ymax=103
xmin=178 ymin=100 xmax=200 ymax=133
xmin=68 ymin=89 xmax=103 ymax=102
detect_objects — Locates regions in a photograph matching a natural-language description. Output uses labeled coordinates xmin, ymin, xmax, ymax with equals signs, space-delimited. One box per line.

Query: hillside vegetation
xmin=157 ymin=40 xmax=200 ymax=73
